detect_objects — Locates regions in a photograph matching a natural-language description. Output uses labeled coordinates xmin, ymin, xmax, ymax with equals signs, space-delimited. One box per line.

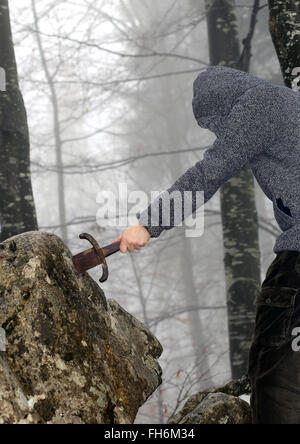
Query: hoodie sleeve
xmin=137 ymin=87 xmax=271 ymax=237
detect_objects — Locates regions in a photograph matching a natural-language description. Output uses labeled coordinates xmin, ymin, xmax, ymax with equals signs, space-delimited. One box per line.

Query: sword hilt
xmin=72 ymin=235 xmax=121 ymax=283
xmin=102 ymin=241 xmax=121 ymax=258
xmin=79 ymin=233 xmax=109 ymax=283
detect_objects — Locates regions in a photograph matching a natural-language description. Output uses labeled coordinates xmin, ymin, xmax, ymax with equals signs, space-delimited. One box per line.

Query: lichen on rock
xmin=0 ymin=232 xmax=163 ymax=424
xmin=168 ymin=376 xmax=252 ymax=425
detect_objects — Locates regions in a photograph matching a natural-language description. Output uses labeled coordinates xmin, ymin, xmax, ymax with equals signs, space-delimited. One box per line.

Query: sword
xmin=72 ymin=233 xmax=120 ymax=283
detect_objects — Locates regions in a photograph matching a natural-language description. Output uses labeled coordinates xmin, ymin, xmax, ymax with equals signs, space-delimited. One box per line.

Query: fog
xmin=8 ymin=0 xmax=283 ymax=423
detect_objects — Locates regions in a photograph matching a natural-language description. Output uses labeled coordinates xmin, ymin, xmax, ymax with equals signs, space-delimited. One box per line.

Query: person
xmin=113 ymin=65 xmax=300 ymax=424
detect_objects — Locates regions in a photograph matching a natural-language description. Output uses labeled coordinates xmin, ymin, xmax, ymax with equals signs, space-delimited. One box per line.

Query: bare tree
xmin=203 ymin=0 xmax=262 ymax=379
xmin=31 ymin=0 xmax=68 ymax=243
xmin=0 ymin=0 xmax=38 ymax=241
xmin=268 ymin=0 xmax=300 ymax=88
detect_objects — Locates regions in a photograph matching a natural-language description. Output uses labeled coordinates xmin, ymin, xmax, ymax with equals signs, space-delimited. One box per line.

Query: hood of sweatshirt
xmin=192 ymin=66 xmax=262 ymax=137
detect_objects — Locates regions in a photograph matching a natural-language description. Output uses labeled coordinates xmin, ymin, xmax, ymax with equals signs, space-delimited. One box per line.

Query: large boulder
xmin=0 ymin=232 xmax=162 ymax=424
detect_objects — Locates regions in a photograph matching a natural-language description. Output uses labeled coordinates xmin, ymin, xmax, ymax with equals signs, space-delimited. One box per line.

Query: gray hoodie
xmin=137 ymin=66 xmax=300 ymax=254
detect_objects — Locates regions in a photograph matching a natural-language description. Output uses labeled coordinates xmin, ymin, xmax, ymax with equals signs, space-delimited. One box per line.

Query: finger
xmin=130 ymin=242 xmax=140 ymax=250
xmin=120 ymin=240 xmax=128 ymax=254
xmin=112 ymin=235 xmax=122 ymax=244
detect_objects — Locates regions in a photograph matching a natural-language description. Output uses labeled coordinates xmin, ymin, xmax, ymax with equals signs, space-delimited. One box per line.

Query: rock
xmin=217 ymin=375 xmax=251 ymax=397
xmin=168 ymin=376 xmax=252 ymax=425
xmin=0 ymin=354 xmax=41 ymax=424
xmin=0 ymin=232 xmax=163 ymax=424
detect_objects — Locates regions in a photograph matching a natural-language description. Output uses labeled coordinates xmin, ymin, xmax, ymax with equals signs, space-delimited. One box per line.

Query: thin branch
xmin=22 ymin=67 xmax=203 ymax=88
xmin=31 ymin=146 xmax=209 ymax=175
xmin=238 ymin=0 xmax=261 ymax=70
xmin=24 ymin=27 xmax=209 ymax=65
xmin=149 ymin=304 xmax=227 ymax=328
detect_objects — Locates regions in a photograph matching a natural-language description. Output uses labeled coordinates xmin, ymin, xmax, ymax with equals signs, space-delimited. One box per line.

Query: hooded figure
xmin=137 ymin=65 xmax=300 ymax=254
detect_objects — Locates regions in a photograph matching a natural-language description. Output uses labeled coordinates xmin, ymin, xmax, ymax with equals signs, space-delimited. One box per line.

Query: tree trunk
xmin=160 ymin=47 xmax=213 ymax=387
xmin=0 ymin=0 xmax=38 ymax=241
xmin=204 ymin=0 xmax=261 ymax=379
xmin=268 ymin=0 xmax=300 ymax=88
xmin=31 ymin=0 xmax=68 ymax=244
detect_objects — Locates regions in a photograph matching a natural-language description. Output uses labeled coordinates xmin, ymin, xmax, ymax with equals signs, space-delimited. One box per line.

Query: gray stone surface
xmin=169 ymin=377 xmax=252 ymax=425
xmin=0 ymin=232 xmax=162 ymax=424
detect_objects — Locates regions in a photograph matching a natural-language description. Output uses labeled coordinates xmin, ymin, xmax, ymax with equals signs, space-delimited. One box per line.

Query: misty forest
xmin=0 ymin=0 xmax=299 ymax=425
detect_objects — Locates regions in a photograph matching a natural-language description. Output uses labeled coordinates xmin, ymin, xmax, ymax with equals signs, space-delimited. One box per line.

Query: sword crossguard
xmin=79 ymin=233 xmax=109 ymax=283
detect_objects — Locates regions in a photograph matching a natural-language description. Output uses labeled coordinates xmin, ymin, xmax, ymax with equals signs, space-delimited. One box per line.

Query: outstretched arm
xmin=116 ymin=87 xmax=272 ymax=252
xmin=138 ymin=95 xmax=269 ymax=238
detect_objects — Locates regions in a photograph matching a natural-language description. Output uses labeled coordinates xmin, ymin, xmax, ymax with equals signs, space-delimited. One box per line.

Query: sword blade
xmin=72 ymin=248 xmax=101 ymax=273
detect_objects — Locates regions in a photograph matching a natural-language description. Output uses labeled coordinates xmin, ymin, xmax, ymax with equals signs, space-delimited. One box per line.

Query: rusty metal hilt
xmin=74 ymin=233 xmax=120 ymax=283
xmin=79 ymin=233 xmax=108 ymax=283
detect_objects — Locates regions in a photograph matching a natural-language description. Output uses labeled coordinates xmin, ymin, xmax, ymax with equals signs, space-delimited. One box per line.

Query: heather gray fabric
xmin=137 ymin=66 xmax=300 ymax=253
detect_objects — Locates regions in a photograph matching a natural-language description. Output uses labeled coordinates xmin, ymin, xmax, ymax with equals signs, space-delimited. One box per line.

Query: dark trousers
xmin=248 ymin=250 xmax=300 ymax=424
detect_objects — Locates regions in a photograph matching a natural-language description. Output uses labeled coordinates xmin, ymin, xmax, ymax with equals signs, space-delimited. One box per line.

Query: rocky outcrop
xmin=0 ymin=232 xmax=162 ymax=424
xmin=168 ymin=376 xmax=252 ymax=425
